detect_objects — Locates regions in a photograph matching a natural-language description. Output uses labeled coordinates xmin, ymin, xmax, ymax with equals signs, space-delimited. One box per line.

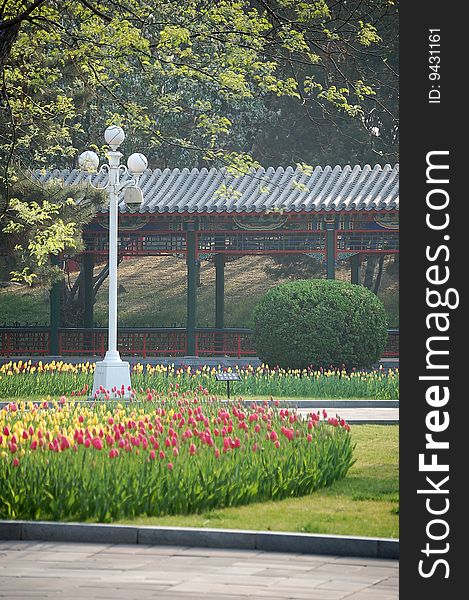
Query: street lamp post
xmin=79 ymin=126 xmax=147 ymax=399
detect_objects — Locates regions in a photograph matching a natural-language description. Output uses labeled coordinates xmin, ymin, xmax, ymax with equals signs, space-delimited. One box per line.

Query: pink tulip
xmin=92 ymin=438 xmax=103 ymax=450
xmin=12 ymin=457 xmax=19 ymax=468
xmin=189 ymin=443 xmax=197 ymax=456
xmin=167 ymin=462 xmax=174 ymax=470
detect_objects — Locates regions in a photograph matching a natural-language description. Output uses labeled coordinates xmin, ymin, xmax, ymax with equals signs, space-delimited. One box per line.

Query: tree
xmin=0 ymin=0 xmax=398 ymax=284
xmin=0 ymin=174 xmax=104 ymax=285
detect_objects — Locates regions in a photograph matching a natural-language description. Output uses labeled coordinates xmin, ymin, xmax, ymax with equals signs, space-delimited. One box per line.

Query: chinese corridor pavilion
xmin=1 ymin=163 xmax=399 ymax=359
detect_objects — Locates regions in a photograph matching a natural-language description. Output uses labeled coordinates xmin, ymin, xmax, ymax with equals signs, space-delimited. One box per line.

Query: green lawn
xmin=118 ymin=425 xmax=399 ymax=538
xmin=0 ymin=255 xmax=399 ymax=327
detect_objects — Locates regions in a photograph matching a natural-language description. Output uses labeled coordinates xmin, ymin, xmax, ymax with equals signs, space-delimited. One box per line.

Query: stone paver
xmin=0 ymin=541 xmax=398 ymax=599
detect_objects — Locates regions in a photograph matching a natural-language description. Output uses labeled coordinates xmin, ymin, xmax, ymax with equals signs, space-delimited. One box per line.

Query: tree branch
xmin=77 ymin=0 xmax=112 ymax=23
xmin=0 ymin=0 xmax=47 ymax=29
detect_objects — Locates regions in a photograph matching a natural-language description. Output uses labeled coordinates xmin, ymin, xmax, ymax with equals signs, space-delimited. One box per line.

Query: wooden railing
xmin=0 ymin=326 xmax=399 ymax=359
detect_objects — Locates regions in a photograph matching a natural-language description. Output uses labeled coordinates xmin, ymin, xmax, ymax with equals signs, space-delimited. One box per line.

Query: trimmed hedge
xmin=252 ymin=279 xmax=388 ymax=369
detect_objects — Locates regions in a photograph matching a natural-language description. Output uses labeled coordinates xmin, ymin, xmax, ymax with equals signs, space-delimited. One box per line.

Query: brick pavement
xmin=0 ymin=541 xmax=398 ymax=599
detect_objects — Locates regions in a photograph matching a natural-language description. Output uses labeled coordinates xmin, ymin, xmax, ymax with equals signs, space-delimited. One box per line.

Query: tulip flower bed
xmin=0 ymin=360 xmax=399 ymax=399
xmin=0 ymin=393 xmax=354 ymax=523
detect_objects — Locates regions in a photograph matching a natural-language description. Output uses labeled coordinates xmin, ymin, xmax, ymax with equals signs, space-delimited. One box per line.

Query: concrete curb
xmin=0 ymin=521 xmax=398 ymax=560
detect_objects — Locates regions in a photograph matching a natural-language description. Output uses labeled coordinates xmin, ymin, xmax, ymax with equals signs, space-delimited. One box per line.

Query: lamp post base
xmin=91 ymin=352 xmax=132 ymax=399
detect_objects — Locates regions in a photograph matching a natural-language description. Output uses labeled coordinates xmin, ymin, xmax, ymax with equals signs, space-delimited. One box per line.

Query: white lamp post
xmin=79 ymin=126 xmax=148 ymax=399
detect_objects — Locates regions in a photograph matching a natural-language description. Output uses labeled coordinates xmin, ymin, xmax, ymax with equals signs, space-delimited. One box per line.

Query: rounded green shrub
xmin=252 ymin=279 xmax=388 ymax=369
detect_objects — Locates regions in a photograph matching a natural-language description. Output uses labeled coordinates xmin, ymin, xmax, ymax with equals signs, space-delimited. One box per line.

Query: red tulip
xmin=12 ymin=457 xmax=19 ymax=468
xmin=92 ymin=438 xmax=103 ymax=450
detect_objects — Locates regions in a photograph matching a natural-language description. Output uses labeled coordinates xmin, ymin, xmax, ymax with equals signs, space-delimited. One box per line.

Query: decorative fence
xmin=0 ymin=327 xmax=399 ymax=360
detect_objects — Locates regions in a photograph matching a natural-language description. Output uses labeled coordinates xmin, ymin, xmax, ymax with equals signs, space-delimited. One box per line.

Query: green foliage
xmin=0 ymin=0 xmax=398 ymax=176
xmin=0 ymin=174 xmax=104 ymax=285
xmin=252 ymin=279 xmax=388 ymax=369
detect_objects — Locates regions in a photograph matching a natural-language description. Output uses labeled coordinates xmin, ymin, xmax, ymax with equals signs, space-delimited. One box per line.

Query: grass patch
xmin=1 ymin=256 xmax=399 ymax=327
xmin=118 ymin=424 xmax=399 ymax=538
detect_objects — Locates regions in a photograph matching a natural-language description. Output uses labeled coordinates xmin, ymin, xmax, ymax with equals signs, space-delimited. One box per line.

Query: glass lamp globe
xmin=104 ymin=125 xmax=125 ymax=150
xmin=127 ymin=152 xmax=148 ymax=175
xmin=78 ymin=150 xmax=99 ymax=172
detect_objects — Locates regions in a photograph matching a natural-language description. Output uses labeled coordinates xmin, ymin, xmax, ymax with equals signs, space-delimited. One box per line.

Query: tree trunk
xmin=363 ymin=255 xmax=378 ymax=290
xmin=0 ymin=21 xmax=20 ymax=74
xmin=373 ymin=255 xmax=385 ymax=294
xmin=0 ymin=0 xmax=48 ymax=71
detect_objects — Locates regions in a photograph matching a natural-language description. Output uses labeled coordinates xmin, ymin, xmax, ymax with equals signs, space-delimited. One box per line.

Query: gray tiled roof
xmin=38 ymin=163 xmax=399 ymax=214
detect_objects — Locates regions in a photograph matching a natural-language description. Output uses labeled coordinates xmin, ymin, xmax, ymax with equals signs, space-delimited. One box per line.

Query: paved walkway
xmin=296 ymin=408 xmax=399 ymax=423
xmin=0 ymin=540 xmax=398 ymax=599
